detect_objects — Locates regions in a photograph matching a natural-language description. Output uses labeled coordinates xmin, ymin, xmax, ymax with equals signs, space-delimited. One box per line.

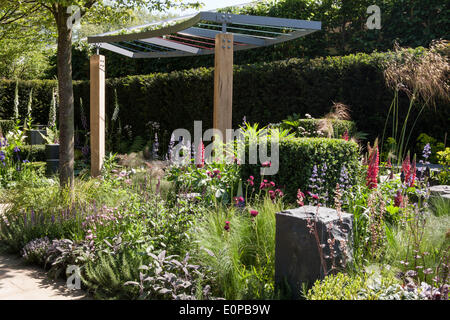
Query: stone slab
xmin=275 ymin=205 xmax=353 ymax=299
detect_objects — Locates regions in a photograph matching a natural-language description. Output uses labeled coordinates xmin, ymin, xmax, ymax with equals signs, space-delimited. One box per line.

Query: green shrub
xmin=241 ymin=137 xmax=361 ymax=202
xmin=415 ymin=133 xmax=445 ymax=163
xmin=437 ymin=148 xmax=450 ymax=185
xmin=19 ymin=145 xmax=46 ymax=162
xmin=0 ymin=120 xmax=15 ymax=135
xmin=278 ymin=118 xmax=357 ymax=138
xmin=305 ymin=270 xmax=406 ymax=300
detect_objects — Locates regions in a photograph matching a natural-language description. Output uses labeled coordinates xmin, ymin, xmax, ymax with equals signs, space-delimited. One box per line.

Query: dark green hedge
xmin=240 ymin=137 xmax=361 ymax=202
xmin=0 ymin=79 xmax=57 ymax=125
xmin=0 ymin=49 xmax=448 ymax=155
xmin=19 ymin=145 xmax=46 ymax=162
xmin=0 ymin=120 xmax=15 ymax=136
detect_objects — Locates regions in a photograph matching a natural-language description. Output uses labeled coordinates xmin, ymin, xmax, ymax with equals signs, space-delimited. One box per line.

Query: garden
xmin=0 ymin=0 xmax=449 ymax=302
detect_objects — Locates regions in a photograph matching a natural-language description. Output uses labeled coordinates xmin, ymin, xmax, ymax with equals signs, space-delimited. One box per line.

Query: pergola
xmin=87 ymin=11 xmax=321 ymax=176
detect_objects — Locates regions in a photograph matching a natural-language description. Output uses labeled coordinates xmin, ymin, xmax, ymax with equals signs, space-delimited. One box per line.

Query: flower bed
xmin=0 ymin=123 xmax=448 ymax=300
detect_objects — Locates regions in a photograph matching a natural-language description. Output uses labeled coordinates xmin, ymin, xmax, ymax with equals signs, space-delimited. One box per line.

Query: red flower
xmin=366 ymin=142 xmax=379 ymax=189
xmin=250 ymin=210 xmax=259 ymax=217
xmin=297 ymin=189 xmax=305 ymax=206
xmin=342 ymin=130 xmax=349 ymax=141
xmin=394 ymin=190 xmax=404 ymax=208
xmin=224 ymin=221 xmax=230 ymax=231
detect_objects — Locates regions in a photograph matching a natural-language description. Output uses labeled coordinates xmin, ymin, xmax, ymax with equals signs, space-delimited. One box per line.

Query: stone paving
xmin=0 ymin=253 xmax=89 ymax=300
xmin=0 ymin=203 xmax=89 ymax=300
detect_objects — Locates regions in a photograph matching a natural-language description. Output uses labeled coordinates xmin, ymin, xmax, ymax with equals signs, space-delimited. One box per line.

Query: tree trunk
xmin=56 ymin=7 xmax=74 ymax=189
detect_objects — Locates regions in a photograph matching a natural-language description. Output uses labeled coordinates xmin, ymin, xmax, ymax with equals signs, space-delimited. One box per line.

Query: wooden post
xmin=90 ymin=55 xmax=105 ymax=177
xmin=213 ymin=33 xmax=233 ymax=142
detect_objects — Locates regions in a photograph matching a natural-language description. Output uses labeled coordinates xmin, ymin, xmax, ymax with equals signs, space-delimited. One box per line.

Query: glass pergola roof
xmin=87 ymin=11 xmax=322 ymax=58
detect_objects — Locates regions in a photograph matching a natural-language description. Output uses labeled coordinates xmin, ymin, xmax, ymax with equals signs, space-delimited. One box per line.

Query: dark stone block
xmin=275 ymin=205 xmax=353 ymax=299
xmin=27 ymin=129 xmax=46 ymax=145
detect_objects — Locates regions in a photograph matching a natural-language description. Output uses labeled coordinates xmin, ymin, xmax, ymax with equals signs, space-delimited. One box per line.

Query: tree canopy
xmin=0 ymin=0 xmax=201 ymax=188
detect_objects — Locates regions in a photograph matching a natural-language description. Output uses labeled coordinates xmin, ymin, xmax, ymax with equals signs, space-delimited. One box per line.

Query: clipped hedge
xmin=0 ymin=49 xmax=448 ymax=154
xmin=0 ymin=120 xmax=15 ymax=136
xmin=19 ymin=145 xmax=46 ymax=162
xmin=240 ymin=137 xmax=361 ymax=202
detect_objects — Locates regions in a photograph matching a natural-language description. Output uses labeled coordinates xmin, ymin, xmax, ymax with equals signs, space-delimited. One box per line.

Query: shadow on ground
xmin=0 ymin=253 xmax=90 ymax=300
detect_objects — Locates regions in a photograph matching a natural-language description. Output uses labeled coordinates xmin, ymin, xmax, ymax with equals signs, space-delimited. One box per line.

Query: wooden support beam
xmin=90 ymin=55 xmax=105 ymax=177
xmin=213 ymin=33 xmax=233 ymax=143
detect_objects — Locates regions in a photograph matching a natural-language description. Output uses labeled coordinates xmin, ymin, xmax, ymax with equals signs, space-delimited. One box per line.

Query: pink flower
xmin=196 ymin=140 xmax=205 ymax=168
xmin=275 ymin=189 xmax=284 ymax=197
xmin=408 ymin=156 xmax=417 ymax=187
xmin=261 ymin=161 xmax=271 ymax=167
xmin=269 ymin=190 xmax=275 ymax=200
xmin=401 ymin=153 xmax=416 ymax=187
xmin=250 ymin=210 xmax=259 ymax=217
xmin=119 ymin=171 xmax=127 ymax=177
xmin=233 ymin=196 xmax=245 ymax=206
xmin=224 ymin=221 xmax=230 ymax=231
xmin=307 ymin=191 xmax=319 ymax=200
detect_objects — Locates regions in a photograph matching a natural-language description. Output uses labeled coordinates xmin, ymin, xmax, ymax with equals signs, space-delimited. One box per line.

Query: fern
xmin=82 ymin=250 xmax=143 ymax=299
